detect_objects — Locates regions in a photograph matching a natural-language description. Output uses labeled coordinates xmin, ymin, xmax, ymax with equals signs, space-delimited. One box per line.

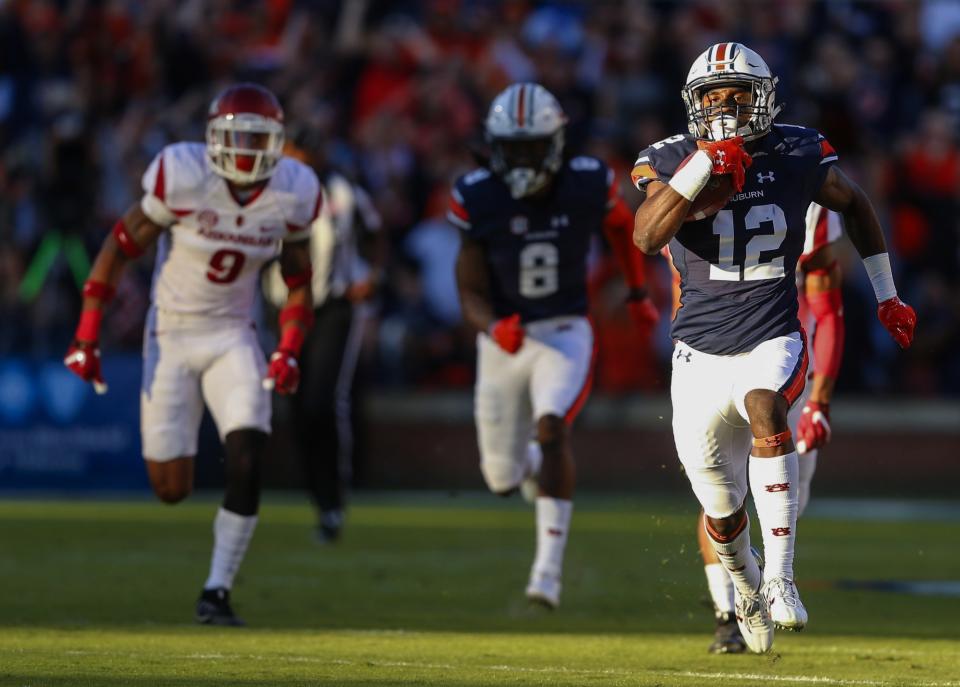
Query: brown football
xmin=676 ymin=152 xmax=735 ymax=222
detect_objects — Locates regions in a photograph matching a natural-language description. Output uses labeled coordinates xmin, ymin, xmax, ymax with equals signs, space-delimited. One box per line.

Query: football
xmin=677 ymin=152 xmax=735 ymax=222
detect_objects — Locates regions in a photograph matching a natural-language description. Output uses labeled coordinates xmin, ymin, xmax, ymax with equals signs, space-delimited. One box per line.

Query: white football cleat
xmin=525 ymin=572 xmax=561 ymax=609
xmin=734 ymin=588 xmax=775 ymax=653
xmin=764 ymin=576 xmax=808 ymax=631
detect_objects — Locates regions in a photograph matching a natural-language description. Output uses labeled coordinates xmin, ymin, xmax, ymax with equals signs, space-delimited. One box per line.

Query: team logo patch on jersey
xmin=510 ymin=215 xmax=528 ymax=235
xmin=198 ymin=209 xmax=219 ymax=231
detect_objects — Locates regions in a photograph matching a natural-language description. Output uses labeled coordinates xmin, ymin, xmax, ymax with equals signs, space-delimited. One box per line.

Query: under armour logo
xmin=547 ymin=528 xmax=564 ymax=537
xmin=757 ymin=171 xmax=775 ymax=184
xmin=771 ymin=527 xmax=791 ymax=537
xmin=765 ymin=482 xmax=790 ymax=493
xmin=675 ymin=349 xmax=692 ymax=362
xmin=550 ymin=214 xmax=570 ymax=228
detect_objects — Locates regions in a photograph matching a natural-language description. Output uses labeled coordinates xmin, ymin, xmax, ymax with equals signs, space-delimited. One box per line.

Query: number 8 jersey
xmin=448 ymin=156 xmax=617 ymax=323
xmin=632 ymin=125 xmax=838 ymax=354
xmin=140 ymin=142 xmax=321 ymax=319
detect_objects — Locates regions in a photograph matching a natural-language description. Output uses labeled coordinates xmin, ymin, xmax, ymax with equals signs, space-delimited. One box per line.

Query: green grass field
xmin=1 ymin=493 xmax=958 ymax=686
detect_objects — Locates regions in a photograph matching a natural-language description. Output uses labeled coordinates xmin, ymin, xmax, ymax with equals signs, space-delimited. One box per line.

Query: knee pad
xmin=480 ymin=454 xmax=524 ymax=495
xmin=223 ymin=429 xmax=266 ymax=515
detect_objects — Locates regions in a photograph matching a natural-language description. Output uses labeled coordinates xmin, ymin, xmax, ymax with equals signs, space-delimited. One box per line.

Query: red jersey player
xmin=64 ymin=83 xmax=321 ymax=625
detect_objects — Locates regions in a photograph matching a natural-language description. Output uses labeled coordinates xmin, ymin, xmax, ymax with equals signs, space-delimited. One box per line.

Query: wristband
xmin=862 ymin=253 xmax=897 ymax=302
xmin=278 ymin=325 xmax=306 ymax=355
xmin=82 ymin=280 xmax=116 ymax=303
xmin=112 ymin=219 xmax=144 ymax=258
xmin=282 ymin=268 xmax=313 ymax=290
xmin=279 ymin=304 xmax=315 ymax=329
xmin=278 ymin=304 xmax=314 ymax=356
xmin=75 ymin=309 xmax=102 ymax=343
xmin=668 ymin=150 xmax=712 ymax=201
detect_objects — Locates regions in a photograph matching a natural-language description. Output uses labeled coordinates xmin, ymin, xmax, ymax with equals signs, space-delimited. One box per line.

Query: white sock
xmin=749 ymin=452 xmax=799 ymax=581
xmin=705 ymin=517 xmax=762 ymax=597
xmin=531 ymin=497 xmax=573 ymax=580
xmin=797 ymin=450 xmax=818 ymax=517
xmin=704 ymin=562 xmax=736 ymax=614
xmin=204 ymin=507 xmax=258 ymax=590
xmin=526 ymin=441 xmax=543 ymax=477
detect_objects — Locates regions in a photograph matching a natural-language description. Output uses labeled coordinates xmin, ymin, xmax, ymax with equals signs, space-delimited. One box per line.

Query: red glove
xmin=796 ymin=400 xmax=830 ymax=454
xmin=64 ymin=341 xmax=108 ymax=394
xmin=698 ymin=136 xmax=753 ymax=192
xmin=878 ymin=297 xmax=916 ymax=349
xmin=64 ymin=308 xmax=108 ymax=394
xmin=489 ymin=313 xmax=524 ymax=354
xmin=264 ymin=348 xmax=300 ymax=394
xmin=627 ymin=296 xmax=660 ymax=330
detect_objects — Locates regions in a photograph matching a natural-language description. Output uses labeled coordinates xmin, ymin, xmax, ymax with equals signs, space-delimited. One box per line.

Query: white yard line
xmin=54 ymin=649 xmax=960 ymax=687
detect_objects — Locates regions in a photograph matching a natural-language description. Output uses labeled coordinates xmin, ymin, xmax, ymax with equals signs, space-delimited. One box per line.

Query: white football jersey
xmin=140 ymin=142 xmax=321 ymax=319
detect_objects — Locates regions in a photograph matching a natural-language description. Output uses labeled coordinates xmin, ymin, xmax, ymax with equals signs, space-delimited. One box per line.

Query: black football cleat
xmin=315 ymin=509 xmax=344 ymax=544
xmin=708 ymin=611 xmax=747 ymax=654
xmin=195 ymin=587 xmax=245 ymax=627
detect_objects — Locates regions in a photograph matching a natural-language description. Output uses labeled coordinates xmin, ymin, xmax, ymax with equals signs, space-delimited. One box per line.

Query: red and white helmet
xmin=682 ymin=43 xmax=781 ymax=142
xmin=206 ymin=83 xmax=285 ymax=184
xmin=485 ymin=82 xmax=567 ymax=198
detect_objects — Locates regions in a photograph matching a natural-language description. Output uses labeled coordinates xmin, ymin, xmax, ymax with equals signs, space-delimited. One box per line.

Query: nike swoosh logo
xmin=747 ymin=62 xmax=762 ymax=68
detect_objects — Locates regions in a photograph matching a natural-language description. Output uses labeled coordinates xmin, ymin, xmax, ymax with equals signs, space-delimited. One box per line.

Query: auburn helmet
xmin=682 ymin=43 xmax=781 ymax=142
xmin=206 ymin=83 xmax=285 ymax=184
xmin=484 ymin=83 xmax=567 ymax=199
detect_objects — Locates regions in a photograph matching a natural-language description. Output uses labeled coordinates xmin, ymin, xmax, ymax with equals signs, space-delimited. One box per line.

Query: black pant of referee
xmin=289 ymin=296 xmax=365 ymax=542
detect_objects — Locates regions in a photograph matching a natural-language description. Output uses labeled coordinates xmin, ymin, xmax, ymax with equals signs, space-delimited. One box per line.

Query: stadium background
xmin=1 ymin=0 xmax=959 ymax=491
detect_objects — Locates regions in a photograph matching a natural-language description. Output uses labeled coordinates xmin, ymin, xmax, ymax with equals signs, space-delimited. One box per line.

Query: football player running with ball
xmin=64 ymin=84 xmax=321 ymax=625
xmin=632 ymin=44 xmax=916 ymax=653
xmin=452 ymin=83 xmax=658 ymax=609
xmin=695 ymin=204 xmax=847 ymax=653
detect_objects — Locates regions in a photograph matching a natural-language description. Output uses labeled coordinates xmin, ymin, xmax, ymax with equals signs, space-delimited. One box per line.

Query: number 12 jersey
xmin=632 ymin=124 xmax=838 ymax=354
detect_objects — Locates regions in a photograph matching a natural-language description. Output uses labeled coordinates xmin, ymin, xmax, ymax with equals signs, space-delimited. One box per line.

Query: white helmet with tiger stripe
xmin=485 ymin=82 xmax=567 ymax=198
xmin=682 ymin=42 xmax=781 ymax=142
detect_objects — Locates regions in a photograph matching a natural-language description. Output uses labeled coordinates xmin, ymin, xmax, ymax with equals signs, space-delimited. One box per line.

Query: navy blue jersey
xmin=449 ymin=156 xmax=616 ymax=322
xmin=632 ymin=124 xmax=839 ymax=354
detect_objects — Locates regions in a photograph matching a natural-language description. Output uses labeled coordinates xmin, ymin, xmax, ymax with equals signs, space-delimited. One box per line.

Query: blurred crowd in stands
xmin=1 ymin=0 xmax=959 ymax=396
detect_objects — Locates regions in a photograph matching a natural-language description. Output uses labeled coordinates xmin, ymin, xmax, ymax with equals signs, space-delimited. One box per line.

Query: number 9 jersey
xmin=140 ymin=142 xmax=321 ymax=319
xmin=632 ymin=125 xmax=838 ymax=354
xmin=448 ymin=156 xmax=617 ymax=323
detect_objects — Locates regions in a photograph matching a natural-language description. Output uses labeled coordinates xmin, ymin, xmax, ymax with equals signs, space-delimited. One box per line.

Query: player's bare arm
xmin=84 ymin=206 xmax=165 ymax=308
xmin=265 ymin=238 xmax=315 ymax=394
xmin=633 ymin=180 xmax=691 ymax=254
xmin=279 ymin=239 xmax=313 ymax=313
xmin=815 ymin=165 xmax=916 ymax=348
xmin=455 ymin=232 xmax=496 ymax=333
xmin=814 ymin=166 xmax=886 ymax=258
xmin=64 ymin=205 xmax=167 ymax=392
xmin=633 ymin=133 xmax=751 ymax=255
